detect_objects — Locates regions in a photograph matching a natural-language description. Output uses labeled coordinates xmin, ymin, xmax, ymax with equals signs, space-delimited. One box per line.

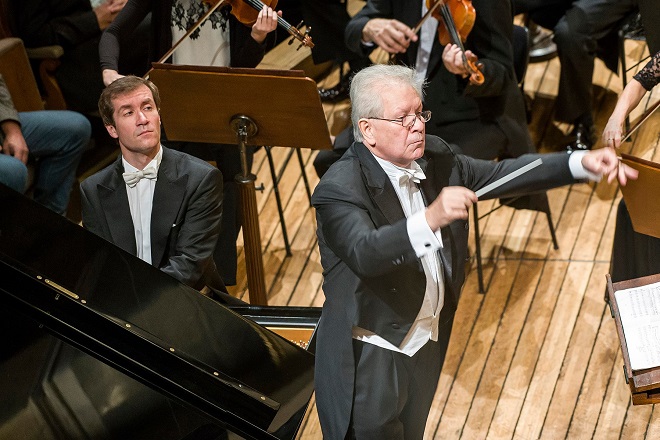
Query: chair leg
xmin=265 ymin=147 xmax=292 ymax=257
xmin=473 ymin=203 xmax=485 ymax=293
xmin=545 ymin=209 xmax=559 ymax=250
xmin=619 ymin=31 xmax=631 ymax=135
xmin=296 ymin=149 xmax=312 ymax=206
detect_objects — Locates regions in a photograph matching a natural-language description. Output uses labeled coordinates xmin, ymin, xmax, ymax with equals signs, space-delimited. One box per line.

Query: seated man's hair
xmin=98 ymin=76 xmax=161 ymax=127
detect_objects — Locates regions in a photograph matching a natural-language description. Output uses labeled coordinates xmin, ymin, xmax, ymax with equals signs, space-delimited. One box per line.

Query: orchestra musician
xmin=300 ymin=0 xmax=371 ymax=103
xmin=81 ymin=76 xmax=239 ymax=304
xmin=603 ymin=50 xmax=660 ymax=148
xmin=98 ymin=0 xmax=280 ymax=286
xmin=606 ymin=50 xmax=660 ymax=286
xmin=311 ymin=63 xmax=637 ymax=440
xmin=344 ymin=0 xmax=534 ymax=160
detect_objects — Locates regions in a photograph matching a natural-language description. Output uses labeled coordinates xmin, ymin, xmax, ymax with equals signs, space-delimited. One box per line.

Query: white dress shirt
xmin=122 ymin=146 xmax=163 ymax=264
xmin=414 ymin=1 xmax=439 ymax=80
xmin=352 ymin=154 xmax=445 ymax=357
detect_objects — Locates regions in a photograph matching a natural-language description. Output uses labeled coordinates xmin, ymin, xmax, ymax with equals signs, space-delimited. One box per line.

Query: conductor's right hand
xmin=425 ymin=186 xmax=477 ymax=231
xmin=362 ymin=19 xmax=417 ymax=54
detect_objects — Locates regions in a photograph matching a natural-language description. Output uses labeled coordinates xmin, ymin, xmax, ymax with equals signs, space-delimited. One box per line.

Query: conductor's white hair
xmin=350 ymin=64 xmax=426 ymax=142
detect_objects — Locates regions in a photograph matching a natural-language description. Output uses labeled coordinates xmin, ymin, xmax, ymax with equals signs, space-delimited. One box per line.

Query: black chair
xmin=471 ymin=25 xmax=559 ymax=293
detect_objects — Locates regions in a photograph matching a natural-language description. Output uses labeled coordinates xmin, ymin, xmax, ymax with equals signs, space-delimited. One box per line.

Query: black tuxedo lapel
xmin=354 ymin=143 xmax=406 ymax=225
xmin=419 ymin=150 xmax=454 ymax=284
xmin=151 ymin=148 xmax=187 ymax=266
xmin=98 ymin=158 xmax=137 ymax=255
xmin=400 ymin=5 xmax=422 ymax=67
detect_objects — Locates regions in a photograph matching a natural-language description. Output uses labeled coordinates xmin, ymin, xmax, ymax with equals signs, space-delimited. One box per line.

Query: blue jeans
xmin=0 ymin=153 xmax=28 ymax=192
xmin=17 ymin=110 xmax=90 ymax=215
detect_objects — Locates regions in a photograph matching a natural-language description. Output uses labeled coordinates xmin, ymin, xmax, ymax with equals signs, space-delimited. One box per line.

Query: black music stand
xmin=149 ymin=64 xmax=331 ymax=305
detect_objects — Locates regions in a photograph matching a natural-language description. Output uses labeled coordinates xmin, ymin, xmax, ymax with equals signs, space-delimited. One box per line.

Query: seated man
xmin=311 ymin=63 xmax=636 ymax=439
xmin=514 ymin=0 xmax=647 ymax=150
xmin=0 ymin=74 xmax=89 ymax=215
xmin=80 ymin=76 xmax=231 ymax=298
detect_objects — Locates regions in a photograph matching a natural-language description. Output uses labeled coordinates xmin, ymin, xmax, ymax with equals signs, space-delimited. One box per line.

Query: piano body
xmin=0 ymin=183 xmax=320 ymax=440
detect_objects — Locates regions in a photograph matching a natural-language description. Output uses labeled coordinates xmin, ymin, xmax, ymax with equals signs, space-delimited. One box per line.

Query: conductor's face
xmin=106 ymin=84 xmax=161 ymax=161
xmin=359 ymin=84 xmax=426 ymax=168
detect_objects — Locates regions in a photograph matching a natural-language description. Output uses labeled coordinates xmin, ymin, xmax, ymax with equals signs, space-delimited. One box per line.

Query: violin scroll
xmin=427 ymin=0 xmax=484 ymax=85
xmin=287 ymin=21 xmax=314 ymax=49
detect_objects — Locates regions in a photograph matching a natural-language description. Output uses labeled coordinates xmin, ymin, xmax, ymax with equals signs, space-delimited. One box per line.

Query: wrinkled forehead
xmin=112 ymin=86 xmax=155 ymax=111
xmin=379 ymin=83 xmax=422 ymax=113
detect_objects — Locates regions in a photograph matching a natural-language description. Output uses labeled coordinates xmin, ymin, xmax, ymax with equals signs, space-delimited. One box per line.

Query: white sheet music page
xmin=615 ymin=281 xmax=660 ymax=371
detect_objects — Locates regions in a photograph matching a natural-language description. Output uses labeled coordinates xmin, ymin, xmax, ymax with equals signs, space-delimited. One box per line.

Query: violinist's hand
xmin=102 ymin=69 xmax=124 ymax=87
xmin=251 ymin=5 xmax=281 ymax=44
xmin=602 ymin=116 xmax=624 ymax=149
xmin=362 ymin=18 xmax=417 ymax=54
xmin=442 ymin=44 xmax=477 ymax=78
xmin=581 ymin=147 xmax=638 ymax=186
xmin=425 ymin=186 xmax=477 ymax=230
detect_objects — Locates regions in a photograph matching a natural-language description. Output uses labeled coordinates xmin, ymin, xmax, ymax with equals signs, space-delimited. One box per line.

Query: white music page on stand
xmin=615 ymin=281 xmax=660 ymax=371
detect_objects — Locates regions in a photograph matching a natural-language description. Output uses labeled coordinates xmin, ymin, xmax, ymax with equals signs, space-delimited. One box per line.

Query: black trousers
xmin=347 ymin=310 xmax=455 ymax=440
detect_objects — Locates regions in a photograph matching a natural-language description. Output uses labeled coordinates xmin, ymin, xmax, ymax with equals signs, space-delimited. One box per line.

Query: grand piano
xmin=0 ymin=183 xmax=320 ymax=440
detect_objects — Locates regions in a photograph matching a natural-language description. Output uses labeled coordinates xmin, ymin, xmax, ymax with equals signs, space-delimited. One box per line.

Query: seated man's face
xmin=106 ymin=85 xmax=161 ymax=158
xmin=362 ymin=85 xmax=426 ymax=168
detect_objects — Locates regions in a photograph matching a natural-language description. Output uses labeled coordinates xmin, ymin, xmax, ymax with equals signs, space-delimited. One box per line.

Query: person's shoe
xmin=528 ymin=23 xmax=557 ymax=63
xmin=566 ymin=123 xmax=595 ymax=151
xmin=318 ymin=73 xmax=350 ymax=103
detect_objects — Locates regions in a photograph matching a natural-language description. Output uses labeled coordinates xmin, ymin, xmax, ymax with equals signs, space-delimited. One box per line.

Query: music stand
xmin=149 ymin=64 xmax=331 ymax=305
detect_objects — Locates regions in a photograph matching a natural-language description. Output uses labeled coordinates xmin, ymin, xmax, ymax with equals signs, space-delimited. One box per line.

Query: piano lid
xmin=0 ymin=184 xmax=316 ymax=440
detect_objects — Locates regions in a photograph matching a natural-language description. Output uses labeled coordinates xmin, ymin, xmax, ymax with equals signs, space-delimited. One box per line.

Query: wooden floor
xmin=221 ymin=35 xmax=660 ymax=439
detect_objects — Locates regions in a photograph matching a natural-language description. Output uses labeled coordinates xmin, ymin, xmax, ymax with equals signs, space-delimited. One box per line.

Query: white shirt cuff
xmin=569 ymin=150 xmax=600 ymax=181
xmin=407 ymin=210 xmax=443 ymax=257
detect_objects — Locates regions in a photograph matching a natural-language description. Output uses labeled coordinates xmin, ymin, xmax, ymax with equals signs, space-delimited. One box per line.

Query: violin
xmin=425 ymin=0 xmax=484 ymax=85
xmin=202 ymin=0 xmax=313 ymax=49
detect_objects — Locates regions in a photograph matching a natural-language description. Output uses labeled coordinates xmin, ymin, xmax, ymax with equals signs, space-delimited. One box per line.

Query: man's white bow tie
xmin=123 ymin=167 xmax=157 ymax=187
xmin=399 ymin=168 xmax=426 ymax=185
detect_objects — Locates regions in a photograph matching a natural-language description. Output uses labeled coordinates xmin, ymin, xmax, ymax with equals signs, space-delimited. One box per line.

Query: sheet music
xmin=615 ymin=281 xmax=660 ymax=371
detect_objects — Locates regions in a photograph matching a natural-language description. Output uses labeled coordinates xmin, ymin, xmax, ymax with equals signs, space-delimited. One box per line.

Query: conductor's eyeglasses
xmin=368 ymin=110 xmax=432 ymax=130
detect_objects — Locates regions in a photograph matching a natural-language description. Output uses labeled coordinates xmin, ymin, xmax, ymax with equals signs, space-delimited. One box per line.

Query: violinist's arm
xmin=99 ymin=0 xmax=151 ymax=76
xmin=445 ymin=0 xmax=511 ymax=96
xmin=603 ymin=78 xmax=646 ymax=148
xmin=361 ymin=18 xmax=417 ymax=54
xmin=345 ymin=0 xmax=415 ymax=55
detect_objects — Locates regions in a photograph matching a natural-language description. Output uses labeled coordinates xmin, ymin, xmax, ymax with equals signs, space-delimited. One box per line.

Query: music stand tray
xmin=607 ymin=273 xmax=660 ymax=404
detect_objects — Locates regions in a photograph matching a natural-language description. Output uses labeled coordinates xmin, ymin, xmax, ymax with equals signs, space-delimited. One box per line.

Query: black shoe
xmin=319 ymin=74 xmax=350 ymax=103
xmin=567 ymin=123 xmax=595 ymax=151
xmin=528 ymin=25 xmax=557 ymax=62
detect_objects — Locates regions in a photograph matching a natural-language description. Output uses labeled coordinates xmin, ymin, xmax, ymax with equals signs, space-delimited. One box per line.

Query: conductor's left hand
xmin=581 ymin=147 xmax=638 ymax=186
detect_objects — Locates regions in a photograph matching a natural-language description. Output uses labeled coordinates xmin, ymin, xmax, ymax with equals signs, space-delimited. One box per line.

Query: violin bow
xmin=144 ymin=0 xmax=227 ymax=79
xmin=412 ymin=0 xmax=444 ymax=35
xmin=621 ymin=99 xmax=660 ymax=143
xmin=384 ymin=1 xmax=444 ymax=64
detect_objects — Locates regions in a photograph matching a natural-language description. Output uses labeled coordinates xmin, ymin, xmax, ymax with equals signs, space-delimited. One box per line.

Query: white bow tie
xmin=123 ymin=167 xmax=157 ymax=188
xmin=399 ymin=168 xmax=426 ymax=185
